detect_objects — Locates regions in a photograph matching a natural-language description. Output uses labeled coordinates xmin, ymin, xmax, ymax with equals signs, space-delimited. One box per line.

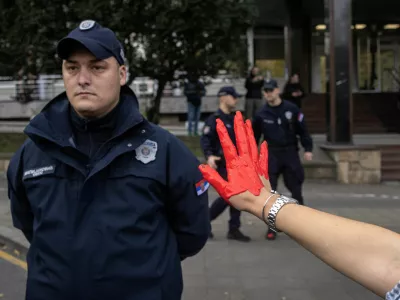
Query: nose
xmin=77 ymin=67 xmax=91 ymax=87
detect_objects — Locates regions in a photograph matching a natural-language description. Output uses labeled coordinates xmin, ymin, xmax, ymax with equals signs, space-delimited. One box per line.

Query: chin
xmin=73 ymin=103 xmax=99 ymax=118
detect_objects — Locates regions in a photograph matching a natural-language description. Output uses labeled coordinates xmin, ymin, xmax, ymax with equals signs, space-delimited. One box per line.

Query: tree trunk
xmin=146 ymin=79 xmax=166 ymax=124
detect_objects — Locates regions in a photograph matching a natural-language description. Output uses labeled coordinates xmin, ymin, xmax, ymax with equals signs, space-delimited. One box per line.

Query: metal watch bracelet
xmin=266 ymin=195 xmax=299 ymax=233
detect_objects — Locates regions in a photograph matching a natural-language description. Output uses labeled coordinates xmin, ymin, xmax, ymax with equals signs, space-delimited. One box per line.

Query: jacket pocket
xmin=106 ymin=163 xmax=166 ymax=215
xmin=22 ymin=162 xmax=81 ymax=216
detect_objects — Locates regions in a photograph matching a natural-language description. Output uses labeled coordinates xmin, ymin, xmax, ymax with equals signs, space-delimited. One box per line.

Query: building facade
xmin=247 ymin=0 xmax=400 ymax=142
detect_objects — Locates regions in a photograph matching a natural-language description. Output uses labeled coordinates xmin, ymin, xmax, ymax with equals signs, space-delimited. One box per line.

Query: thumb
xmin=198 ymin=164 xmax=227 ymax=193
xmin=215 ymin=157 xmax=221 ymax=160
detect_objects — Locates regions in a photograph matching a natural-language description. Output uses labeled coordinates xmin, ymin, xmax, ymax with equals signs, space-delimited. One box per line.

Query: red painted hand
xmin=244 ymin=119 xmax=269 ymax=181
xmin=198 ymin=111 xmax=264 ymax=203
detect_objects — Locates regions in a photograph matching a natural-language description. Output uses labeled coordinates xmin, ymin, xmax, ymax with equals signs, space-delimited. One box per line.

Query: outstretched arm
xmin=199 ymin=111 xmax=400 ymax=299
xmin=255 ymin=194 xmax=400 ymax=298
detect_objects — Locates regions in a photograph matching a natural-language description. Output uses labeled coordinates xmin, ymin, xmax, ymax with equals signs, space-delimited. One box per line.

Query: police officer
xmin=252 ymin=79 xmax=313 ymax=240
xmin=7 ymin=20 xmax=210 ymax=300
xmin=200 ymin=86 xmax=251 ymax=242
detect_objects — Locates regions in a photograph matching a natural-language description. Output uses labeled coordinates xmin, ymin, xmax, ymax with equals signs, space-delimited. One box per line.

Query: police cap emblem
xmin=79 ymin=20 xmax=96 ymax=31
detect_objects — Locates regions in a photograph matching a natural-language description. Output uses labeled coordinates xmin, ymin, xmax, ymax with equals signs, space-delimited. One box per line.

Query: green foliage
xmin=0 ymin=133 xmax=27 ymax=153
xmin=0 ymin=0 xmax=258 ymax=122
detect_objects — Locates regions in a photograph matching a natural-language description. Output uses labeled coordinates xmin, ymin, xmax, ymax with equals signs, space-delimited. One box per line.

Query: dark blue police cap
xmin=263 ymin=79 xmax=279 ymax=90
xmin=56 ymin=20 xmax=125 ymax=65
xmin=217 ymin=86 xmax=242 ymax=98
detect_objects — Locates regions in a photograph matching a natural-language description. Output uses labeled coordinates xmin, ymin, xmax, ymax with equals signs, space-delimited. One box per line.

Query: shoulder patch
xmin=298 ymin=112 xmax=304 ymax=122
xmin=203 ymin=126 xmax=210 ymax=135
xmin=195 ymin=179 xmax=210 ymax=196
xmin=135 ymin=139 xmax=158 ymax=164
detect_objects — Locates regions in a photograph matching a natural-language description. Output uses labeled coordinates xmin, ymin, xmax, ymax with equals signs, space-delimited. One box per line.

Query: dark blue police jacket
xmin=252 ymin=100 xmax=313 ymax=152
xmin=7 ymin=87 xmax=210 ymax=300
xmin=200 ymin=109 xmax=236 ymax=174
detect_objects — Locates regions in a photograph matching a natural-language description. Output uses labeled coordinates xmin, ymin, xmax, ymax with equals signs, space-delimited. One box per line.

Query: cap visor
xmin=57 ymin=37 xmax=112 ymax=61
xmin=263 ymin=85 xmax=275 ymax=90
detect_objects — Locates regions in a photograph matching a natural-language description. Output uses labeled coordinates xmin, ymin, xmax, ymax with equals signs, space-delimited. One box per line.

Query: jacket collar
xmin=24 ymin=85 xmax=143 ymax=146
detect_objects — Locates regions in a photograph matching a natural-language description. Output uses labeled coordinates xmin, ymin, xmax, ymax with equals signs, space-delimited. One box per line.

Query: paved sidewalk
xmin=1 ymin=179 xmax=400 ymax=299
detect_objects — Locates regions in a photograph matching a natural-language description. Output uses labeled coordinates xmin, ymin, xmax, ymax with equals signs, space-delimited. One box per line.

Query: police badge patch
xmin=135 ymin=140 xmax=158 ymax=164
xmin=285 ymin=111 xmax=293 ymax=120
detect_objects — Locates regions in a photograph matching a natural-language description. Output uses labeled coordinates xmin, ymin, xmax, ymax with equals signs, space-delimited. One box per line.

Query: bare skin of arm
xmin=240 ymin=189 xmax=400 ymax=298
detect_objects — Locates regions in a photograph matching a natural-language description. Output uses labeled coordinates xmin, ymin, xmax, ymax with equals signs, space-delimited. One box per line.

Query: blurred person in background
xmin=244 ymin=66 xmax=264 ymax=119
xmin=184 ymin=72 xmax=206 ymax=136
xmin=282 ymin=73 xmax=305 ymax=109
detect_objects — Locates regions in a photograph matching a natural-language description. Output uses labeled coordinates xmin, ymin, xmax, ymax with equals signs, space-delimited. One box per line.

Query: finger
xmin=260 ymin=176 xmax=271 ymax=189
xmin=245 ymin=120 xmax=259 ymax=168
xmin=234 ymin=111 xmax=249 ymax=158
xmin=258 ymin=141 xmax=269 ymax=180
xmin=198 ymin=164 xmax=228 ymax=194
xmin=216 ymin=119 xmax=238 ymax=163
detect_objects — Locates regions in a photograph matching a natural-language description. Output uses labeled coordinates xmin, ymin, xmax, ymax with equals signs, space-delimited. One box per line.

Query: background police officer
xmin=200 ymin=86 xmax=251 ymax=242
xmin=252 ymin=79 xmax=313 ymax=240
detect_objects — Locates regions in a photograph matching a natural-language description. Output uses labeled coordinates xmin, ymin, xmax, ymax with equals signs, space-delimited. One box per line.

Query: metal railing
xmin=0 ymin=75 xmax=64 ymax=102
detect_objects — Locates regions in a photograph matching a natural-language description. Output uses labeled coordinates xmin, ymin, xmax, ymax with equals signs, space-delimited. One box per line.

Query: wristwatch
xmin=266 ymin=195 xmax=298 ymax=233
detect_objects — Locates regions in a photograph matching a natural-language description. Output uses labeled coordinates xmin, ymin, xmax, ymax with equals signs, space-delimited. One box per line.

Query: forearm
xmin=249 ymin=192 xmax=400 ymax=298
xmin=277 ymin=204 xmax=400 ymax=297
xmin=299 ymin=135 xmax=312 ymax=152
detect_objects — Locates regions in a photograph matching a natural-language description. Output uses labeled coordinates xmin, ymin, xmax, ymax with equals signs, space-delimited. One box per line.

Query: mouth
xmin=76 ymin=92 xmax=95 ymax=96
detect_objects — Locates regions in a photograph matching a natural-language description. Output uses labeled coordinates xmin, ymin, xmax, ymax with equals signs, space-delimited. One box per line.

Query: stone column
xmin=285 ymin=0 xmax=312 ymax=93
xmin=324 ymin=0 xmax=353 ymax=144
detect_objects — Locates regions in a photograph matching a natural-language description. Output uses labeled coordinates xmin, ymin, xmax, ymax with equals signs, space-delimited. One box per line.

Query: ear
xmin=119 ymin=65 xmax=127 ymax=86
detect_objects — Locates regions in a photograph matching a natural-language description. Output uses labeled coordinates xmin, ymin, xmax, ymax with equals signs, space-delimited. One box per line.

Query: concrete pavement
xmin=1 ymin=178 xmax=400 ymax=299
xmin=0 ymin=257 xmax=27 ymax=299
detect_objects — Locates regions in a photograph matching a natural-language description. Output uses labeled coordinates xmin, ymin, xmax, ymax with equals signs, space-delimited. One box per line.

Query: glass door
xmin=379 ymin=42 xmax=398 ymax=92
xmin=356 ymin=35 xmax=399 ymax=92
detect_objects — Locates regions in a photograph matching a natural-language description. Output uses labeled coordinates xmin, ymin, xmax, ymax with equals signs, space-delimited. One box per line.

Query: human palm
xmin=199 ymin=112 xmax=270 ymax=208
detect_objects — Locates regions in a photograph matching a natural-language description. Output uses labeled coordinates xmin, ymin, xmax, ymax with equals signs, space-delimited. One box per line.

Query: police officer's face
xmin=263 ymin=88 xmax=280 ymax=104
xmin=62 ymin=48 xmax=127 ymax=119
xmin=221 ymin=95 xmax=238 ymax=111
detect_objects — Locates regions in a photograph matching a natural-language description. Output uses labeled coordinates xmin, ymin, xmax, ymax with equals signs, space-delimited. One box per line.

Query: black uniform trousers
xmin=209 ymin=167 xmax=241 ymax=230
xmin=268 ymin=147 xmax=305 ymax=205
